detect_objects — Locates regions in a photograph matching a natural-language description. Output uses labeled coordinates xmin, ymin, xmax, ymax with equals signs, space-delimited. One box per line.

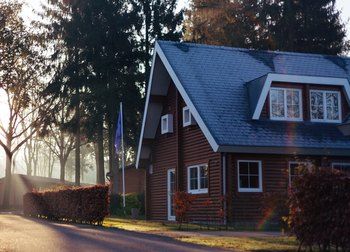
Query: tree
xmin=0 ymin=1 xmax=46 ymax=208
xmin=184 ymin=0 xmax=349 ymax=54
xmin=41 ymin=0 xmax=144 ymax=190
xmin=134 ymin=0 xmax=183 ymax=88
xmin=41 ymin=96 xmax=75 ymax=182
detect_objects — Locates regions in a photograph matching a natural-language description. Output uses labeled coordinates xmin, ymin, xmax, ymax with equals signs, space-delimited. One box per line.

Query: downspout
xmin=222 ymin=153 xmax=227 ymax=225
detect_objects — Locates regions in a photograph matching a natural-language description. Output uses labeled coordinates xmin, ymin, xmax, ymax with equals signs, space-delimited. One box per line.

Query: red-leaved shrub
xmin=174 ymin=191 xmax=197 ymax=229
xmin=23 ymin=185 xmax=109 ymax=225
xmin=288 ymin=168 xmax=350 ymax=251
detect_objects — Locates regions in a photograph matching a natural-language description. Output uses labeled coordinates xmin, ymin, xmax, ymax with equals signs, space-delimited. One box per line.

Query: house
xmin=117 ymin=165 xmax=145 ymax=194
xmin=0 ymin=174 xmax=76 ymax=209
xmin=136 ymin=40 xmax=350 ymax=227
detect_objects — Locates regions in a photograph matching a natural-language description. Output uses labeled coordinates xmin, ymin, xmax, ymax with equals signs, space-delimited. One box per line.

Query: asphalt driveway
xmin=0 ymin=213 xmax=227 ymax=252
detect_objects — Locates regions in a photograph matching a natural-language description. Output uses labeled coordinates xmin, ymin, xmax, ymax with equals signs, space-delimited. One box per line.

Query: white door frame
xmin=167 ymin=169 xmax=175 ymax=221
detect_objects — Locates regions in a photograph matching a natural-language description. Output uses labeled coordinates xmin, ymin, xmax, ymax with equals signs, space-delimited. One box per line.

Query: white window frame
xmin=331 ymin=162 xmax=350 ymax=171
xmin=182 ymin=106 xmax=193 ymax=127
xmin=289 ymin=161 xmax=309 ymax=185
xmin=161 ymin=114 xmax=173 ymax=134
xmin=309 ymin=90 xmax=342 ymax=123
xmin=269 ymin=87 xmax=303 ymax=121
xmin=237 ymin=160 xmax=263 ymax=193
xmin=187 ymin=164 xmax=208 ymax=194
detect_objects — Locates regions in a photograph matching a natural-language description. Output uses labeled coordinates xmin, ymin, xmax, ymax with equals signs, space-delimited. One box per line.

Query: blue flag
xmin=114 ymin=110 xmax=122 ymax=153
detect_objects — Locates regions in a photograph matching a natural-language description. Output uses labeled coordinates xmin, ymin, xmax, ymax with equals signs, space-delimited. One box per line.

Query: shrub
xmin=288 ymin=168 xmax=350 ymax=251
xmin=174 ymin=191 xmax=197 ymax=230
xmin=23 ymin=185 xmax=109 ymax=225
xmin=111 ymin=193 xmax=145 ymax=217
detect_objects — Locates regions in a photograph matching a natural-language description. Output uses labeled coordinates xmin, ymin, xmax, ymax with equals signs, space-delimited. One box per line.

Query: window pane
xmin=190 ymin=178 xmax=198 ymax=190
xmin=239 ymin=175 xmax=249 ymax=188
xmin=250 ymin=175 xmax=260 ymax=188
xmin=184 ymin=108 xmax=190 ymax=123
xmin=311 ymin=91 xmax=324 ymax=120
xmin=249 ymin=162 xmax=259 ymax=175
xmin=271 ymin=89 xmax=285 ymax=118
xmin=189 ymin=168 xmax=198 ymax=190
xmin=200 ymin=165 xmax=208 ymax=189
xmin=326 ymin=92 xmax=340 ymax=120
xmin=286 ymin=90 xmax=301 ymax=119
xmin=239 ymin=162 xmax=249 ymax=174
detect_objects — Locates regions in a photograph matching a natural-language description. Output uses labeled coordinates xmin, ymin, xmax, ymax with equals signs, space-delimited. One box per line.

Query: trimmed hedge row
xmin=23 ymin=185 xmax=109 ymax=225
xmin=289 ymin=168 xmax=350 ymax=251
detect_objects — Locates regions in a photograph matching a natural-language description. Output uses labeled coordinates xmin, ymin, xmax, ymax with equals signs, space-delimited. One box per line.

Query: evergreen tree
xmin=184 ymin=0 xmax=349 ymax=54
xmin=134 ymin=0 xmax=183 ymax=87
xmin=41 ymin=0 xmax=143 ymax=188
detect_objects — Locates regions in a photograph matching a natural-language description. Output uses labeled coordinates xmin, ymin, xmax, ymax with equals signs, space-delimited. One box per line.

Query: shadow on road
xmin=1 ymin=213 xmax=228 ymax=252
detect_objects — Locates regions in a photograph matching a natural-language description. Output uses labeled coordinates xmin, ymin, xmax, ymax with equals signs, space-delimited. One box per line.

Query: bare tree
xmin=0 ymin=2 xmax=47 ymax=208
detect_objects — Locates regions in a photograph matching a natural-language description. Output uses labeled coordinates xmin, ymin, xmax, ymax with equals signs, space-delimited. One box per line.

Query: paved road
xmin=0 ymin=213 xmax=226 ymax=252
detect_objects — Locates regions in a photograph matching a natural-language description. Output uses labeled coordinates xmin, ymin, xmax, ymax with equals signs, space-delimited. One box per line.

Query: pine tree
xmin=40 ymin=0 xmax=143 ymax=188
xmin=184 ymin=0 xmax=349 ymax=54
xmin=134 ymin=0 xmax=183 ymax=88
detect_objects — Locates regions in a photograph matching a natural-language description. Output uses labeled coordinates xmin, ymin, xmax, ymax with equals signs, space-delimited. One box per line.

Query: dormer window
xmin=310 ymin=90 xmax=341 ymax=123
xmin=269 ymin=88 xmax=302 ymax=121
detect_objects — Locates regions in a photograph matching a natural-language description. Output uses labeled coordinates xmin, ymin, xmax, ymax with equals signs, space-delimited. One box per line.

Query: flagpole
xmin=120 ymin=102 xmax=126 ymax=208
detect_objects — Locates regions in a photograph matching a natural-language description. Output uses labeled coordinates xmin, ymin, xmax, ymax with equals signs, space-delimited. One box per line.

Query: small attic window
xmin=161 ymin=114 xmax=173 ymax=134
xmin=183 ymin=106 xmax=195 ymax=127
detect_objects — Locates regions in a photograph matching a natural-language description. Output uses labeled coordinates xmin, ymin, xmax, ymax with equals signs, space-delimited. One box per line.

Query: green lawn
xmin=103 ymin=217 xmax=299 ymax=251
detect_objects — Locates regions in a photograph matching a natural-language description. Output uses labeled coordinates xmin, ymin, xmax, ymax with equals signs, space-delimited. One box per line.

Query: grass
xmin=177 ymin=236 xmax=298 ymax=252
xmin=103 ymin=217 xmax=299 ymax=251
xmin=103 ymin=217 xmax=202 ymax=232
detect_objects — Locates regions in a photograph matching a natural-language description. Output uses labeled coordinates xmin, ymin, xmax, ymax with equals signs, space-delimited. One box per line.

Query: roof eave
xmin=217 ymin=145 xmax=350 ymax=157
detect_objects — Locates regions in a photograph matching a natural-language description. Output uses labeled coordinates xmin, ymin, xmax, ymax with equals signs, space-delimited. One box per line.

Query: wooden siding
xmin=147 ymin=82 xmax=222 ymax=221
xmin=261 ymin=82 xmax=350 ymax=120
xmin=227 ymin=153 xmax=350 ymax=224
xmin=146 ymin=80 xmax=350 ymax=225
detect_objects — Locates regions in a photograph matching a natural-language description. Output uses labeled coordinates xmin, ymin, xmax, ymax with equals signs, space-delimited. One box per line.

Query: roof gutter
xmin=217 ymin=145 xmax=350 ymax=157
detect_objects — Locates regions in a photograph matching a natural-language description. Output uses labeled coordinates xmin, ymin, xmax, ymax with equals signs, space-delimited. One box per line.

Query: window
xmin=310 ymin=90 xmax=341 ymax=123
xmin=332 ymin=163 xmax=350 ymax=176
xmin=183 ymin=106 xmax=195 ymax=127
xmin=161 ymin=114 xmax=173 ymax=134
xmin=237 ymin=161 xmax=262 ymax=192
xmin=187 ymin=164 xmax=208 ymax=194
xmin=289 ymin=162 xmax=308 ymax=185
xmin=270 ymin=88 xmax=302 ymax=121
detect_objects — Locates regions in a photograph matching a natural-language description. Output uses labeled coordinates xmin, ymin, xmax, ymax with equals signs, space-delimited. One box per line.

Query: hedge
xmin=23 ymin=185 xmax=109 ymax=225
xmin=288 ymin=168 xmax=350 ymax=251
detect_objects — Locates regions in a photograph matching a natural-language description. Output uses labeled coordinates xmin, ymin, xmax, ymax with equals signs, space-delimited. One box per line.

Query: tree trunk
xmin=108 ymin=120 xmax=118 ymax=194
xmin=59 ymin=156 xmax=67 ymax=182
xmin=75 ymin=88 xmax=81 ymax=186
xmin=96 ymin=118 xmax=105 ymax=184
xmin=108 ymin=119 xmax=119 ymax=214
xmin=2 ymin=138 xmax=13 ymax=209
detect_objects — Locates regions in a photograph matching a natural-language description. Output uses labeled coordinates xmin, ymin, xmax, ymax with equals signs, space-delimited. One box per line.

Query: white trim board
xmin=136 ymin=42 xmax=219 ymax=168
xmin=135 ymin=48 xmax=158 ymax=169
xmin=252 ymin=73 xmax=350 ymax=120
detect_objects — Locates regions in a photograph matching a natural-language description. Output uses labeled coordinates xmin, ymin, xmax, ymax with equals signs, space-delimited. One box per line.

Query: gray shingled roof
xmin=158 ymin=40 xmax=350 ymax=150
